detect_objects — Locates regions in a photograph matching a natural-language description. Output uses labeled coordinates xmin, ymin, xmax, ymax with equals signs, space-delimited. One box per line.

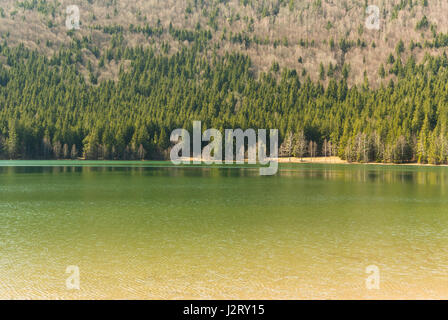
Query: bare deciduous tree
xmin=293 ymin=131 xmax=307 ymax=161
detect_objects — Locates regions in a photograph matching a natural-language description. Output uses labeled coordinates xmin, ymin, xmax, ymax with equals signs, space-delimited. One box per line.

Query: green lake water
xmin=0 ymin=161 xmax=447 ymax=299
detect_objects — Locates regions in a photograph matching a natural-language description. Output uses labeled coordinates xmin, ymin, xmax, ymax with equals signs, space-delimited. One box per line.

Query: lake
xmin=0 ymin=161 xmax=447 ymax=299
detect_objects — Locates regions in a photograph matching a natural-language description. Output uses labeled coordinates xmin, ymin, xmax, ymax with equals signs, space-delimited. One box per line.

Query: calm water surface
xmin=0 ymin=161 xmax=448 ymax=299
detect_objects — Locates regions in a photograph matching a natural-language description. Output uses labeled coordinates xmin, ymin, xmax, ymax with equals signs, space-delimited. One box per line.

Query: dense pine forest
xmin=2 ymin=37 xmax=448 ymax=164
xmin=1 ymin=0 xmax=448 ymax=164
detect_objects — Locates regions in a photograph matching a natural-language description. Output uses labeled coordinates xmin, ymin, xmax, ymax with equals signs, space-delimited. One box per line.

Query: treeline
xmin=2 ymin=38 xmax=448 ymax=164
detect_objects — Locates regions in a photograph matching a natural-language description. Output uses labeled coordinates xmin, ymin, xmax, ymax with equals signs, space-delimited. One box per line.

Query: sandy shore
xmin=176 ymin=156 xmax=448 ymax=167
xmin=279 ymin=156 xmax=448 ymax=167
xmin=278 ymin=156 xmax=347 ymax=164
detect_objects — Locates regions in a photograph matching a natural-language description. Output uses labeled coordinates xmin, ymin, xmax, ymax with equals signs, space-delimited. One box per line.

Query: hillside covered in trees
xmin=1 ymin=0 xmax=448 ymax=164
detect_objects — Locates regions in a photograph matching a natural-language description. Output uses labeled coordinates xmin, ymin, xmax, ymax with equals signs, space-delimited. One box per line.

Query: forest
xmin=1 ymin=30 xmax=448 ymax=164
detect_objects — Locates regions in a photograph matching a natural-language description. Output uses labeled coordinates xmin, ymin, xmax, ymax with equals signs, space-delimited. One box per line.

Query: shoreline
xmin=278 ymin=156 xmax=448 ymax=167
xmin=0 ymin=157 xmax=447 ymax=168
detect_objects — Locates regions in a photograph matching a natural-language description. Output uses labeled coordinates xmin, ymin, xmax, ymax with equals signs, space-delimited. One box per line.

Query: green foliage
xmin=1 ymin=35 xmax=448 ymax=165
xmin=416 ymin=15 xmax=429 ymax=30
xmin=16 ymin=0 xmax=58 ymax=17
